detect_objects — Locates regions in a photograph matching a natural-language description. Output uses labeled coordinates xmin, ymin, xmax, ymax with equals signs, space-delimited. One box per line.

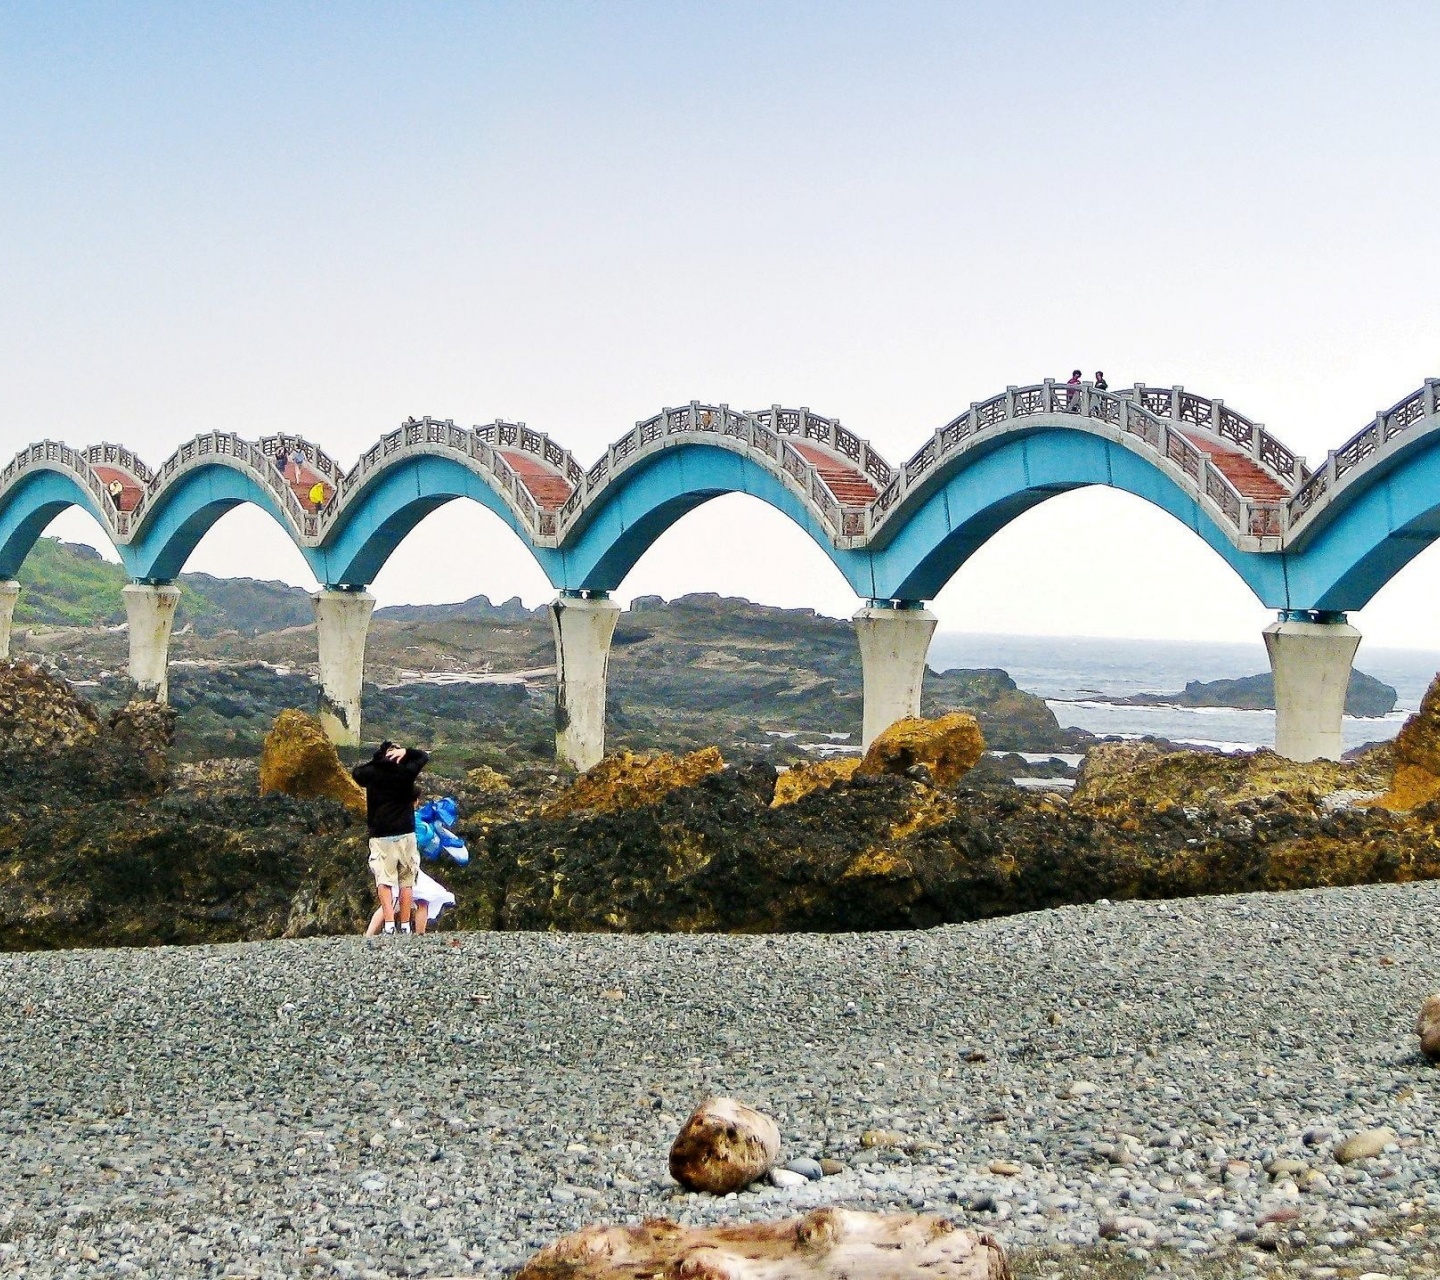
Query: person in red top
xmin=1066 ymin=369 xmax=1083 ymax=412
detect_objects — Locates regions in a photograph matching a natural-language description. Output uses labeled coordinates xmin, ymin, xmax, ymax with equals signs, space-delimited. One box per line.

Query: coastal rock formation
xmin=0 ymin=659 xmax=101 ymax=753
xmin=543 ymin=747 xmax=725 ymax=818
xmin=857 ymin=712 xmax=985 ymax=787
xmin=516 ymin=1210 xmax=1010 ymax=1279
xmin=1418 ymin=994 xmax=1440 ymax=1062
xmin=771 ymin=757 xmax=860 ymax=807
xmin=668 ymin=1096 xmax=781 ymax=1194
xmin=1073 ymin=741 xmax=1392 ymax=818
xmin=1106 ymin=669 xmax=1397 ymax=717
xmin=1368 ymin=674 xmax=1440 ymax=811
xmin=258 ymin=709 xmax=365 ymax=816
xmin=106 ymin=699 xmax=177 ymax=787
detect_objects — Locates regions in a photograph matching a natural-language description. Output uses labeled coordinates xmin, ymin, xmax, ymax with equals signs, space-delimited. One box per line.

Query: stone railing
xmin=0 ymin=439 xmax=126 ymax=532
xmin=1128 ymin=384 xmax=1304 ymax=488
xmin=83 ymin=442 xmax=155 ymax=486
xmin=557 ymin=402 xmax=877 ymax=542
xmin=314 ymin=416 xmax=582 ymax=542
xmin=1286 ymin=379 xmax=1440 ymax=531
xmin=19 ymin=377 xmax=1416 ymax=570
xmin=866 ymin=380 xmax=1276 ymax=542
xmin=136 ymin=430 xmax=318 ymax=536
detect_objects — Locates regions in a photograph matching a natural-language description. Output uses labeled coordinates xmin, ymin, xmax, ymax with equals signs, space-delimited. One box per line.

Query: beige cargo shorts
xmin=368 ymin=832 xmax=420 ymax=889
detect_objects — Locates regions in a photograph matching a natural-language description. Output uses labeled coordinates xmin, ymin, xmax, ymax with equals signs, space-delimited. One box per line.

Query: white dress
xmin=380 ymin=869 xmax=456 ymax=922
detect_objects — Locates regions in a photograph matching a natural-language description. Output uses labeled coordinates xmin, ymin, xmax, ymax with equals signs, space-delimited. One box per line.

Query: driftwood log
xmin=668 ymin=1096 xmax=781 ymax=1194
xmin=514 ymin=1208 xmax=1011 ymax=1279
xmin=1418 ymin=993 xmax=1440 ymax=1061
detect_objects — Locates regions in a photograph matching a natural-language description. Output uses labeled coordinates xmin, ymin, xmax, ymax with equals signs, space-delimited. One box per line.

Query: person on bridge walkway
xmin=352 ymin=740 xmax=429 ymax=936
xmin=1066 ymin=369 xmax=1082 ymax=411
xmin=1094 ymin=371 xmax=1108 ymax=392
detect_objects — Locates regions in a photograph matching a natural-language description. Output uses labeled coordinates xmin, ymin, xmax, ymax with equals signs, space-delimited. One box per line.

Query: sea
xmin=928 ymin=633 xmax=1440 ymax=754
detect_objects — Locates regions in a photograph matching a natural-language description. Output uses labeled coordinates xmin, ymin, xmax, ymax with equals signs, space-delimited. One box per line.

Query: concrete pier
xmin=1263 ymin=613 xmax=1362 ymax=762
xmin=123 ymin=583 xmax=182 ymax=702
xmin=0 ymin=581 xmax=19 ymax=659
xmin=551 ymin=592 xmax=621 ymax=771
xmin=854 ymin=601 xmax=938 ymax=749
xmin=311 ymin=588 xmax=375 ymax=747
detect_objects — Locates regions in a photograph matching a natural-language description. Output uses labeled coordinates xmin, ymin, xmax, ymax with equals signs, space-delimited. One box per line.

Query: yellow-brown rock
xmin=668 ymin=1096 xmax=781 ymax=1194
xmin=1417 ymin=993 xmax=1440 ymax=1063
xmin=1365 ymin=673 xmax=1440 ymax=811
xmin=259 ymin=709 xmax=365 ymax=816
xmin=771 ymin=757 xmax=861 ymax=807
xmin=466 ymin=764 xmax=511 ymax=793
xmin=1396 ymin=674 xmax=1440 ymax=774
xmin=515 ymin=1209 xmax=1011 ymax=1279
xmin=1074 ymin=741 xmax=1391 ymax=819
xmin=857 ymin=713 xmax=985 ymax=788
xmin=544 ymin=747 xmax=724 ymax=819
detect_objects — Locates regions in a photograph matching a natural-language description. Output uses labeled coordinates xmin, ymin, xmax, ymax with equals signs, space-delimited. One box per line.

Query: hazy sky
xmin=5 ymin=2 xmax=1440 ymax=647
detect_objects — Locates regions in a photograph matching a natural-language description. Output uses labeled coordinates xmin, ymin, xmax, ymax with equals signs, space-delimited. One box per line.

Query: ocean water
xmin=928 ymin=632 xmax=1440 ymax=753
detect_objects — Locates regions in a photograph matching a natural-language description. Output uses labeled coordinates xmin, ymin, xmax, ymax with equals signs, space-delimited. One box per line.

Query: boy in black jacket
xmin=352 ymin=740 xmax=429 ymax=936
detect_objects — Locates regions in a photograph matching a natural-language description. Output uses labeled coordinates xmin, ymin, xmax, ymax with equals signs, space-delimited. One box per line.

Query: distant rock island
xmin=1104 ymin=669 xmax=1398 ymax=718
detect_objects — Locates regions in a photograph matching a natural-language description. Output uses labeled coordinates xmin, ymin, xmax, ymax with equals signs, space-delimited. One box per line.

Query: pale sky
xmin=5 ymin=2 xmax=1440 ymax=646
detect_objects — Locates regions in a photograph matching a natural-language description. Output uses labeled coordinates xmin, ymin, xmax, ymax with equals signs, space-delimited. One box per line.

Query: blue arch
xmin=858 ymin=429 xmax=1292 ymax=605
xmin=312 ymin=454 xmax=548 ymax=587
xmin=546 ymin=443 xmax=873 ymax=593
xmin=0 ymin=469 xmax=122 ymax=578
xmin=1279 ymin=433 xmax=1440 ymax=612
xmin=124 ymin=463 xmax=298 ymax=581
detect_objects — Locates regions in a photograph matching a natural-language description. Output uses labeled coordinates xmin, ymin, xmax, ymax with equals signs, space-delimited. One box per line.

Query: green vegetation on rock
xmin=15 ymin=538 xmax=314 ymax=635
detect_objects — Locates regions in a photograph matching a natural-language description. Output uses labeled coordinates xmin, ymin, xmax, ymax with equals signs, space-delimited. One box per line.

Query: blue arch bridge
xmin=3 ymin=376 xmax=1438 ymax=766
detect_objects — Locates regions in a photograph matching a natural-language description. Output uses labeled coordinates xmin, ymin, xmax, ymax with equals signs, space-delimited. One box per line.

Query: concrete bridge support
xmin=123 ymin=582 xmax=182 ymax=702
xmin=311 ymin=588 xmax=375 ymax=747
xmin=854 ymin=601 xmax=938 ymax=750
xmin=0 ymin=581 xmax=19 ymax=659
xmin=1263 ymin=613 xmax=1361 ymax=763
xmin=551 ymin=591 xmax=621 ymax=772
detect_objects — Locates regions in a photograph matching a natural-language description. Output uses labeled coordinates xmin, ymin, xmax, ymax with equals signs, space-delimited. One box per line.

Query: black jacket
xmin=351 ymin=743 xmax=429 ymax=838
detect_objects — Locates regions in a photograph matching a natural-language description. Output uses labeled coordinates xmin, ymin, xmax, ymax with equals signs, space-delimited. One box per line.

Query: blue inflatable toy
xmin=415 ymin=797 xmax=469 ymax=866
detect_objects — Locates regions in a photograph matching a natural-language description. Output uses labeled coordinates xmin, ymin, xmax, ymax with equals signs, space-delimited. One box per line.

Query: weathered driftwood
xmin=668 ymin=1096 xmax=781 ymax=1194
xmin=514 ymin=1208 xmax=1011 ymax=1279
xmin=1417 ymin=992 xmax=1440 ymax=1061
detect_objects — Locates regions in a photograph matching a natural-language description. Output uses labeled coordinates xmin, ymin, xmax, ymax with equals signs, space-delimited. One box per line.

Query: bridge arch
xmin=0 ymin=461 xmax=122 ymax=579
xmin=124 ymin=460 xmax=302 ymax=581
xmin=1279 ymin=428 xmax=1440 ymax=612
xmin=311 ymin=450 xmax=552 ymax=587
xmin=548 ymin=437 xmax=873 ymax=594
xmin=862 ymin=424 xmax=1292 ymax=606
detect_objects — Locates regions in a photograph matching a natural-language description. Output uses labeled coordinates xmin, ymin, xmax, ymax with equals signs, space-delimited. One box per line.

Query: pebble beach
xmin=2 ymin=882 xmax=1438 ymax=1278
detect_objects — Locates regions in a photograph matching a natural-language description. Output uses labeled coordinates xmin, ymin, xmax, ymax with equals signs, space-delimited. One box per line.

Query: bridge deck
xmin=792 ymin=442 xmax=878 ymax=506
xmin=92 ymin=466 xmax=142 ymax=513
xmin=1181 ymin=433 xmax=1289 ymax=502
xmin=499 ymin=450 xmax=573 ymax=510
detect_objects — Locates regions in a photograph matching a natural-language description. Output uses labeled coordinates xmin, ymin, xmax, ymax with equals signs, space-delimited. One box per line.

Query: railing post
xmin=1004 ymin=386 xmax=1017 ymax=417
xmin=1171 ymin=386 xmax=1184 ymax=422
